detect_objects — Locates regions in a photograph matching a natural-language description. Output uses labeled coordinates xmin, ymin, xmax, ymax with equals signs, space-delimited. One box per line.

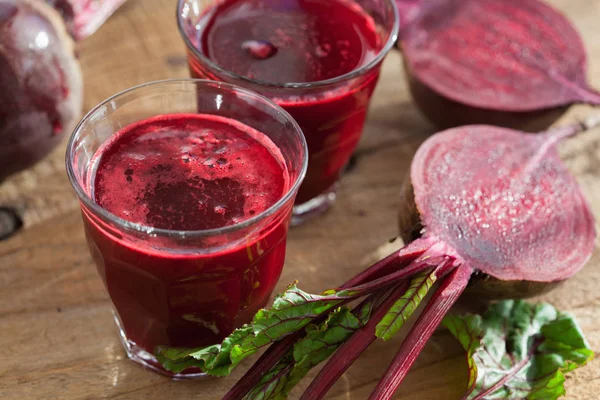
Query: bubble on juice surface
xmin=214 ymin=205 xmax=227 ymax=215
xmin=242 ymin=40 xmax=278 ymax=60
xmin=201 ymin=0 xmax=380 ymax=83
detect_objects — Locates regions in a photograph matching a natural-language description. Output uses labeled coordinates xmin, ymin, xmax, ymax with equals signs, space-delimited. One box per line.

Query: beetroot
xmin=311 ymin=120 xmax=596 ymax=399
xmin=398 ymin=0 xmax=600 ymax=131
xmin=45 ymin=0 xmax=128 ymax=40
xmin=403 ymin=124 xmax=595 ymax=283
xmin=201 ymin=118 xmax=597 ymax=400
xmin=0 ymin=0 xmax=128 ymax=183
xmin=0 ymin=0 xmax=82 ymax=182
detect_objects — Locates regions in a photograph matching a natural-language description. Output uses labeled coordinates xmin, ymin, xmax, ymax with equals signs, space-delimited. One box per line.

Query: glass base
xmin=292 ymin=183 xmax=338 ymax=226
xmin=112 ymin=311 xmax=208 ymax=380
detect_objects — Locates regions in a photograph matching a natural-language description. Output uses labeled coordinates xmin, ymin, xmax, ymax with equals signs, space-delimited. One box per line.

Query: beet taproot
xmin=0 ymin=0 xmax=83 ymax=181
xmin=0 ymin=0 xmax=130 ymax=183
xmin=397 ymin=0 xmax=600 ymax=131
xmin=303 ymin=119 xmax=597 ymax=399
xmin=398 ymin=124 xmax=595 ymax=297
xmin=375 ymin=123 xmax=596 ymax=399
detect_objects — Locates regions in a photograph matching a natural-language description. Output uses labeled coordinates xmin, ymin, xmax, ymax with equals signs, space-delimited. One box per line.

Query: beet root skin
xmin=404 ymin=61 xmax=567 ymax=132
xmin=465 ymin=272 xmax=564 ymax=299
xmin=399 ymin=0 xmax=600 ymax=129
xmin=0 ymin=0 xmax=83 ymax=181
xmin=403 ymin=125 xmax=596 ymax=285
xmin=397 ymin=173 xmax=422 ymax=243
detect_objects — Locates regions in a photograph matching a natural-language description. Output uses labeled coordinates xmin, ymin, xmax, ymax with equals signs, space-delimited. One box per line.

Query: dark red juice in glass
xmin=82 ymin=114 xmax=289 ymax=362
xmin=180 ymin=0 xmax=398 ymax=221
xmin=67 ymin=80 xmax=306 ymax=378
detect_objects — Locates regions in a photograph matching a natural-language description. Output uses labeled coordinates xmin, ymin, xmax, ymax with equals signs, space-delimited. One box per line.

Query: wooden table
xmin=2 ymin=0 xmax=600 ymax=398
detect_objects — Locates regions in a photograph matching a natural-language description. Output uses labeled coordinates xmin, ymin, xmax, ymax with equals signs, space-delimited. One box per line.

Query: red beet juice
xmin=81 ymin=113 xmax=291 ymax=357
xmin=186 ymin=0 xmax=382 ymax=207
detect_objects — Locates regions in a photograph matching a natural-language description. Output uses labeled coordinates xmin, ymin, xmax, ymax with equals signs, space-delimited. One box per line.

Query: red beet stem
xmin=300 ymin=256 xmax=456 ymax=400
xmin=577 ymin=88 xmax=600 ymax=106
xmin=342 ymin=255 xmax=442 ymax=296
xmin=222 ymin=295 xmax=364 ymax=400
xmin=222 ymin=293 xmax=381 ymax=400
xmin=341 ymin=238 xmax=433 ymax=288
xmin=518 ymin=117 xmax=600 ymax=181
xmin=367 ymin=264 xmax=473 ymax=400
xmin=550 ymin=73 xmax=600 ymax=106
xmin=299 ymin=282 xmax=412 ymax=400
xmin=222 ymin=333 xmax=299 ymax=400
xmin=223 ymin=238 xmax=434 ymax=400
xmin=546 ymin=115 xmax=600 ymax=141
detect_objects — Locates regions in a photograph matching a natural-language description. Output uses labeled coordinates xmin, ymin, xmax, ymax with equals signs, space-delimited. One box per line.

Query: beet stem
xmin=550 ymin=73 xmax=600 ymax=106
xmin=341 ymin=238 xmax=433 ymax=288
xmin=299 ymin=283 xmax=412 ymax=400
xmin=341 ymin=256 xmax=441 ymax=297
xmin=300 ymin=257 xmax=455 ymax=400
xmin=222 ymin=334 xmax=299 ymax=400
xmin=222 ymin=294 xmax=362 ymax=400
xmin=544 ymin=115 xmax=600 ymax=143
xmin=222 ymin=238 xmax=434 ymax=400
xmin=579 ymin=88 xmax=600 ymax=106
xmin=519 ymin=118 xmax=600 ymax=182
xmin=367 ymin=264 xmax=473 ymax=400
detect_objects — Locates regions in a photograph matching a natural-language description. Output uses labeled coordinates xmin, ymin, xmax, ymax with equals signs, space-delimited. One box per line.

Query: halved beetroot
xmin=398 ymin=0 xmax=600 ymax=131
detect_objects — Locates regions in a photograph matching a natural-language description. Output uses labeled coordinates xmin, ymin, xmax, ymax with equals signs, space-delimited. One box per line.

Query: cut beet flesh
xmin=397 ymin=124 xmax=596 ymax=300
xmin=0 ymin=0 xmax=82 ymax=181
xmin=399 ymin=0 xmax=600 ymax=131
xmin=407 ymin=125 xmax=596 ymax=283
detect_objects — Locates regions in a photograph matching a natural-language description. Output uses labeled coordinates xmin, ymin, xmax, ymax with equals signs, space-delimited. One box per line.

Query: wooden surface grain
xmin=1 ymin=0 xmax=600 ymax=398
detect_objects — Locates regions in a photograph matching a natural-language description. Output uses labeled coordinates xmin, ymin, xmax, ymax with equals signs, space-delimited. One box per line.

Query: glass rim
xmin=65 ymin=78 xmax=309 ymax=239
xmin=176 ymin=0 xmax=400 ymax=89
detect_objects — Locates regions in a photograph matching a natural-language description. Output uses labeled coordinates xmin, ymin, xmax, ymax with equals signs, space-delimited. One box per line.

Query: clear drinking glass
xmin=65 ymin=79 xmax=308 ymax=378
xmin=177 ymin=0 xmax=399 ymax=224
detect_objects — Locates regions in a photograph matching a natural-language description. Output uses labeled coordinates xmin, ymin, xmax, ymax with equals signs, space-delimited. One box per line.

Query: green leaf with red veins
xmin=156 ymin=283 xmax=352 ymax=376
xmin=443 ymin=300 xmax=593 ymax=400
xmin=246 ymin=307 xmax=364 ymax=400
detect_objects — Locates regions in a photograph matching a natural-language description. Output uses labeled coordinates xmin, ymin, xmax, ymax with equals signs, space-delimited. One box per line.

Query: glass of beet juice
xmin=65 ymin=79 xmax=308 ymax=378
xmin=177 ymin=0 xmax=399 ymax=224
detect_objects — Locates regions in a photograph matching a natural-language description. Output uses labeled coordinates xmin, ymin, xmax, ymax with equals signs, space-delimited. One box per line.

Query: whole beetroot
xmin=0 ymin=0 xmax=82 ymax=181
